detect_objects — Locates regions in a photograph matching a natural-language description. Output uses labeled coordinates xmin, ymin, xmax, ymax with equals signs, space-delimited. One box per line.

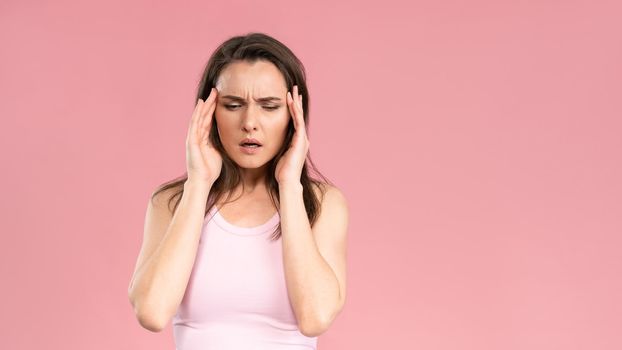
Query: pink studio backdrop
xmin=1 ymin=0 xmax=620 ymax=349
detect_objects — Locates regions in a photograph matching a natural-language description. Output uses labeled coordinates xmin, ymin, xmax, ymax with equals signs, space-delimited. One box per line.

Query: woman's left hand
xmin=275 ymin=85 xmax=309 ymax=186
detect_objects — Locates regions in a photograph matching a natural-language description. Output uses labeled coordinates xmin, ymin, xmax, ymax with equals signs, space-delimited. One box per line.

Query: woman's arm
xmin=128 ymin=180 xmax=211 ymax=332
xmin=279 ymin=182 xmax=349 ymax=337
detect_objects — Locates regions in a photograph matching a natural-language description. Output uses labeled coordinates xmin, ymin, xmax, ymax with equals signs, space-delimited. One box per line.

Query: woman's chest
xmin=177 ymin=225 xmax=296 ymax=323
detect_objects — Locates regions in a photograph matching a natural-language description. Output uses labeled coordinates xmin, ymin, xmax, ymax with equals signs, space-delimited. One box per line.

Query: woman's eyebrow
xmin=221 ymin=95 xmax=282 ymax=102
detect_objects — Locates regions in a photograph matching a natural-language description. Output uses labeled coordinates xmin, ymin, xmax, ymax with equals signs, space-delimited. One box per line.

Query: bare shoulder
xmin=139 ymin=184 xmax=181 ymax=247
xmin=149 ymin=184 xmax=184 ymax=218
xmin=313 ymin=182 xmax=348 ymax=211
xmin=310 ymin=182 xmax=350 ymax=242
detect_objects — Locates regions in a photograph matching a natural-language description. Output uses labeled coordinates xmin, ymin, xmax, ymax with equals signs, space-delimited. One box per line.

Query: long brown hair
xmin=151 ymin=32 xmax=333 ymax=241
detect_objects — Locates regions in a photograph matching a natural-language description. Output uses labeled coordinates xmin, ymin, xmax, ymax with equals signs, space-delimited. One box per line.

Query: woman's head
xmin=154 ymin=32 xmax=331 ymax=241
xmin=197 ymin=32 xmax=310 ymax=175
xmin=213 ymin=59 xmax=289 ymax=171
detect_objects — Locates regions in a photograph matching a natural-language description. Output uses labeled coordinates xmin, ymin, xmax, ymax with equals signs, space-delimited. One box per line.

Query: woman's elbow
xmin=129 ymin=294 xmax=168 ymax=332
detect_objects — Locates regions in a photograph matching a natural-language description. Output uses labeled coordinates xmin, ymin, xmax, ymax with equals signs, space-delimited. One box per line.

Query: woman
xmin=127 ymin=32 xmax=349 ymax=349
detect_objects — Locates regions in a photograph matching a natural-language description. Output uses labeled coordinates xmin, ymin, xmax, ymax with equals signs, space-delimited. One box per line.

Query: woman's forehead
xmin=216 ymin=61 xmax=286 ymax=95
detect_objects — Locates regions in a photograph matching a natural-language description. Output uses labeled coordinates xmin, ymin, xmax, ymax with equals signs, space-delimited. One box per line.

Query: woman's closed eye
xmin=225 ymin=104 xmax=280 ymax=111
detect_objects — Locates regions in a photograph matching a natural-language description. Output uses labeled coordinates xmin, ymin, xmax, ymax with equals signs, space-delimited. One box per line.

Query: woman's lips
xmin=240 ymin=144 xmax=262 ymax=154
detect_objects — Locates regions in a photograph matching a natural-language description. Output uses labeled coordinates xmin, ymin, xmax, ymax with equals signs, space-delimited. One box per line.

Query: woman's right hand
xmin=186 ymin=87 xmax=222 ymax=186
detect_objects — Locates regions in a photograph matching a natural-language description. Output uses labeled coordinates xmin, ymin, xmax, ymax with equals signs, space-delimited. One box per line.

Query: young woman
xmin=127 ymin=32 xmax=349 ymax=349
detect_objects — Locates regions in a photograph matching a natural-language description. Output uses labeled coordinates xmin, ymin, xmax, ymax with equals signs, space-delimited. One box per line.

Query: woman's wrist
xmin=184 ymin=178 xmax=213 ymax=194
xmin=278 ymin=181 xmax=303 ymax=192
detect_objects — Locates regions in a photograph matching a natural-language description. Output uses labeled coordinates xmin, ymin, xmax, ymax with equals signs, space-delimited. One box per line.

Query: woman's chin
xmin=233 ymin=158 xmax=268 ymax=169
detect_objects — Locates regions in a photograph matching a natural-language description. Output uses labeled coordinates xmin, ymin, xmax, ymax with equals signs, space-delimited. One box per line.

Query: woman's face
xmin=214 ymin=60 xmax=290 ymax=169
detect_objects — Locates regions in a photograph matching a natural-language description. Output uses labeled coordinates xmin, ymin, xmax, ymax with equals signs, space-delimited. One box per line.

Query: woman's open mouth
xmin=240 ymin=144 xmax=262 ymax=154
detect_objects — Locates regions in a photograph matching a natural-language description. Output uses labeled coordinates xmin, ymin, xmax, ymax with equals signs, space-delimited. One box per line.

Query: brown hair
xmin=151 ymin=32 xmax=333 ymax=241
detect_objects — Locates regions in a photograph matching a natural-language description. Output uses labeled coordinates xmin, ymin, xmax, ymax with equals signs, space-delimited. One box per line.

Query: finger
xmin=189 ymin=98 xmax=204 ymax=143
xmin=287 ymin=91 xmax=298 ymax=131
xmin=199 ymin=88 xmax=217 ymax=140
xmin=196 ymin=94 xmax=209 ymax=142
xmin=291 ymin=87 xmax=305 ymax=133
xmin=286 ymin=91 xmax=294 ymax=129
xmin=198 ymin=88 xmax=213 ymax=130
xmin=293 ymin=85 xmax=303 ymax=117
xmin=202 ymin=97 xmax=217 ymax=143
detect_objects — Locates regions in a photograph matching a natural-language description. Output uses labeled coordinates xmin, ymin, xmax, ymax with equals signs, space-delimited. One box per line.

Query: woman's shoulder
xmin=150 ymin=182 xmax=185 ymax=217
xmin=312 ymin=182 xmax=348 ymax=210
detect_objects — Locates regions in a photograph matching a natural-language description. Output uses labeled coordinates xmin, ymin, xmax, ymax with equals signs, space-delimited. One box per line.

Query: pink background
xmin=1 ymin=0 xmax=620 ymax=349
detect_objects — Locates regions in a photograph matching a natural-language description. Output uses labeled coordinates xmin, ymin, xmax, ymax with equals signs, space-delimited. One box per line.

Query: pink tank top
xmin=172 ymin=205 xmax=318 ymax=349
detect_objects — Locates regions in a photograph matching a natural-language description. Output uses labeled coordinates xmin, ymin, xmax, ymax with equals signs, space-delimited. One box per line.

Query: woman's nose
xmin=241 ymin=105 xmax=259 ymax=130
